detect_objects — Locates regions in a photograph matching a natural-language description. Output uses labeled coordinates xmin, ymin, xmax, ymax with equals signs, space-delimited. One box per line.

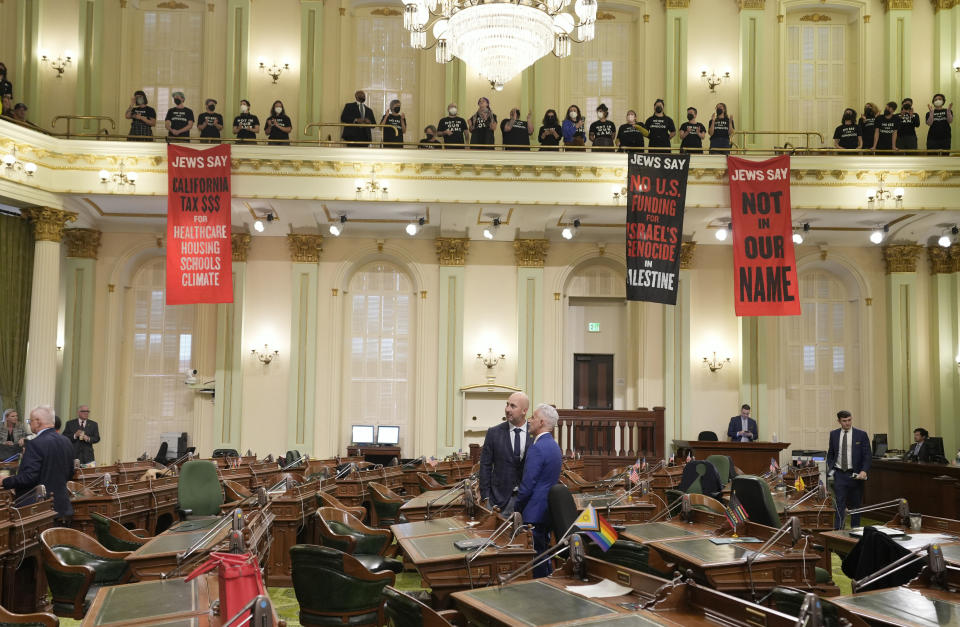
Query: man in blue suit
xmin=479 ymin=392 xmax=532 ymax=514
xmin=2 ymin=405 xmax=75 ymax=523
xmin=826 ymin=410 xmax=871 ymax=529
xmin=727 ymin=404 xmax=758 ymax=442
xmin=516 ymin=403 xmax=563 ymax=578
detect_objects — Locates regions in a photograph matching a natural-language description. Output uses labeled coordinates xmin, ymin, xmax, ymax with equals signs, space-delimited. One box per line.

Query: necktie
xmin=840 ymin=430 xmax=848 ymax=470
xmin=359 ymin=103 xmax=364 ymax=120
xmin=80 ymin=420 xmax=85 ymax=429
xmin=513 ymin=427 xmax=522 ymax=458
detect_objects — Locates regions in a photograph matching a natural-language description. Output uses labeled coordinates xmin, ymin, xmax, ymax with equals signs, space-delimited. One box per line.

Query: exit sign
xmin=588 ymin=322 xmax=601 ymax=333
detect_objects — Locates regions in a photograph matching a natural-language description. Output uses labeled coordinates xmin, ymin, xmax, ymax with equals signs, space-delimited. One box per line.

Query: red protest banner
xmin=166 ymin=143 xmax=233 ymax=305
xmin=727 ymin=154 xmax=801 ymax=316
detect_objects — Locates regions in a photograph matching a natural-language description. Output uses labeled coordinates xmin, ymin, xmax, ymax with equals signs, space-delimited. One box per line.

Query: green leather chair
xmin=585 ymin=540 xmax=670 ymax=578
xmin=316 ymin=507 xmax=402 ymax=573
xmin=768 ymin=586 xmax=847 ymax=626
xmin=89 ymin=513 xmax=149 ymax=552
xmin=382 ymin=586 xmax=461 ymax=627
xmin=318 ymin=491 xmax=367 ymax=522
xmin=290 ymin=545 xmax=395 ymax=627
xmin=40 ymin=528 xmax=133 ymax=619
xmin=417 ymin=472 xmax=447 ymax=492
xmin=705 ymin=454 xmax=736 ymax=483
xmin=366 ymin=482 xmax=406 ymax=528
xmin=731 ymin=475 xmax=780 ymax=528
xmin=0 ymin=604 xmax=59 ymax=627
xmin=176 ymin=460 xmax=223 ymax=519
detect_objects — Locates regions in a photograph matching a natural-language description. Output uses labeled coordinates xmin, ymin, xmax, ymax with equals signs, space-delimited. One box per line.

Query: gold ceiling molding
xmin=287 ymin=233 xmax=323 ymax=263
xmin=679 ymin=241 xmax=696 ymax=269
xmin=232 ymin=232 xmax=252 ymax=262
xmin=22 ymin=207 xmax=77 ymax=242
xmin=63 ymin=228 xmax=102 ymax=259
xmin=800 ymin=13 xmax=832 ymax=22
xmin=882 ymin=244 xmax=923 ymax=274
xmin=737 ymin=0 xmax=765 ymax=9
xmin=157 ymin=1 xmax=189 ymax=8
xmin=596 ymin=11 xmax=616 ymax=20
xmin=435 ymin=238 xmax=470 ymax=266
xmin=371 ymin=7 xmax=401 ymax=15
xmin=514 ymin=239 xmax=550 ymax=267
xmin=928 ymin=245 xmax=953 ymax=274
xmin=662 ymin=0 xmax=689 ymax=8
xmin=882 ymin=0 xmax=913 ymax=10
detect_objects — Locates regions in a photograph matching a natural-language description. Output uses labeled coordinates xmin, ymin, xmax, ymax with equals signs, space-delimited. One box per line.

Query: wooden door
xmin=573 ymin=353 xmax=614 ymax=410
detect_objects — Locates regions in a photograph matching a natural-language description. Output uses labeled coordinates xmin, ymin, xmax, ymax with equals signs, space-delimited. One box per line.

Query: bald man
xmin=479 ymin=392 xmax=533 ymax=514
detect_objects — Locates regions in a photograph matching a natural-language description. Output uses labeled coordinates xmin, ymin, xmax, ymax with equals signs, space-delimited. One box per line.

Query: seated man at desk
xmin=727 ymin=404 xmax=758 ymax=442
xmin=516 ymin=403 xmax=563 ymax=578
xmin=903 ymin=427 xmax=932 ymax=462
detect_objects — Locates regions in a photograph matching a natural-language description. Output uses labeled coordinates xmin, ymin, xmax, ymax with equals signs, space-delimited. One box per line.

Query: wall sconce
xmin=612 ymin=185 xmax=628 ymax=203
xmin=702 ymin=352 xmax=731 ymax=373
xmin=98 ymin=160 xmax=137 ymax=191
xmin=477 ymin=348 xmax=506 ymax=383
xmin=258 ymin=60 xmax=290 ymax=84
xmin=954 ymin=60 xmax=960 ymax=73
xmin=252 ymin=344 xmax=279 ymax=365
xmin=355 ymin=175 xmax=388 ymax=200
xmin=700 ymin=67 xmax=731 ymax=93
xmin=1 ymin=147 xmax=37 ymax=178
xmin=40 ymin=50 xmax=73 ymax=78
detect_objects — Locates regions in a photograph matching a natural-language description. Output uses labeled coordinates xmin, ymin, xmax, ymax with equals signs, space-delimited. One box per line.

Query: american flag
xmin=641 ymin=457 xmax=647 ymax=471
xmin=769 ymin=457 xmax=780 ymax=474
xmin=685 ymin=451 xmax=692 ymax=463
xmin=629 ymin=460 xmax=641 ymax=484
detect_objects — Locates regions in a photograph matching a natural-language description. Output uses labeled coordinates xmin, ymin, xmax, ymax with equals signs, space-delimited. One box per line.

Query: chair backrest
xmin=222 ymin=479 xmax=251 ymax=503
xmin=89 ymin=513 xmax=147 ymax=552
xmin=319 ymin=491 xmax=367 ymax=520
xmin=368 ymin=481 xmax=402 ymax=502
xmin=177 ymin=460 xmax=223 ymax=516
xmin=841 ymin=526 xmax=921 ymax=592
xmin=547 ymin=483 xmax=578 ymax=543
xmin=731 ymin=475 xmax=780 ymax=527
xmin=382 ymin=586 xmax=454 ymax=627
xmin=687 ymin=493 xmax=725 ymax=515
xmin=926 ymin=436 xmax=946 ymax=460
xmin=0 ymin=604 xmax=59 ymax=627
xmin=585 ymin=540 xmax=667 ymax=577
xmin=417 ymin=472 xmax=444 ymax=491
xmin=705 ymin=455 xmax=735 ymax=483
xmin=697 ymin=430 xmax=719 ymax=441
xmin=678 ymin=460 xmax=720 ymax=496
xmin=289 ymin=545 xmax=394 ymax=622
xmin=768 ymin=586 xmax=849 ymax=627
xmin=211 ymin=448 xmax=239 ymax=458
xmin=153 ymin=441 xmax=168 ymax=465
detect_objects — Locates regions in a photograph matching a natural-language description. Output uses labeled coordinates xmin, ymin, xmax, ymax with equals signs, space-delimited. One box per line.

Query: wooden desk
xmin=262 ymin=481 xmax=319 ymax=587
xmin=70 ymin=477 xmax=180 ymax=536
xmin=672 ymin=441 xmax=791 ymax=476
xmin=400 ymin=488 xmax=464 ymax=522
xmin=0 ymin=492 xmax=56 ymax=613
xmin=573 ymin=492 xmax=657 ymax=524
xmin=401 ymin=460 xmax=474 ymax=496
xmin=334 ymin=466 xmax=403 ymax=507
xmin=863 ymin=459 xmax=960 ymax=520
xmin=831 ymin=586 xmax=960 ymax=627
xmin=346 ymin=445 xmax=401 ymax=465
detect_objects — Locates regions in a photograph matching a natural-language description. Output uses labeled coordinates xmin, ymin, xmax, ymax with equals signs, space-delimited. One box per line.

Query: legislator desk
xmin=400 ymin=487 xmax=467 ymax=522
xmin=863 ymin=459 xmax=960 ymax=520
xmin=346 ymin=445 xmax=402 ymax=466
xmin=70 ymin=476 xmax=180 ymax=536
xmin=392 ymin=509 xmax=500 ymax=543
xmin=574 ymin=491 xmax=657 ymax=524
xmin=261 ymin=479 xmax=319 ymax=586
xmin=672 ymin=440 xmax=790 ymax=476
xmin=719 ymin=481 xmax=836 ymax=534
xmin=0 ymin=491 xmax=56 ymax=613
xmin=402 ymin=459 xmax=474 ymax=495
xmin=831 ymin=586 xmax=960 ymax=627
xmin=334 ymin=465 xmax=403 ymax=507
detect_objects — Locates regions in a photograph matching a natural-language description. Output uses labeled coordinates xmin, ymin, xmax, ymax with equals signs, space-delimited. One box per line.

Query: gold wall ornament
xmin=231 ymin=232 xmax=252 ymax=262
xmin=865 ymin=297 xmax=872 ymax=306
xmin=421 ymin=290 xmax=427 ymax=299
xmin=157 ymin=1 xmax=189 ymax=8
xmin=951 ymin=243 xmax=960 ymax=273
xmin=643 ymin=13 xmax=650 ymax=22
xmin=596 ymin=11 xmax=616 ymax=20
xmin=931 ymin=0 xmax=957 ymax=12
xmin=737 ymin=0 xmax=765 ymax=9
xmin=435 ymin=237 xmax=470 ymax=266
xmin=287 ymin=234 xmax=323 ymax=263
xmin=882 ymin=0 xmax=913 ymax=9
xmin=63 ymin=228 xmax=102 ymax=259
xmin=882 ymin=244 xmax=923 ymax=273
xmin=679 ymin=241 xmax=697 ymax=269
xmin=800 ymin=13 xmax=832 ymax=22
xmin=514 ymin=239 xmax=550 ymax=267
xmin=371 ymin=7 xmax=401 ymax=15
xmin=863 ymin=14 xmax=871 ymax=22
xmin=662 ymin=0 xmax=689 ymax=8
xmin=928 ymin=245 xmax=953 ymax=274
xmin=22 ymin=207 xmax=77 ymax=242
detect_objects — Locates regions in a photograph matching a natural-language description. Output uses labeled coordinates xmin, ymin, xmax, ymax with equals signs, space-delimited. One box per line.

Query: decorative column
xmin=663 ymin=0 xmax=689 ymax=126
xmin=59 ymin=228 xmax=101 ymax=418
xmin=226 ymin=0 xmax=251 ymax=120
xmin=931 ymin=1 xmax=959 ymax=142
xmin=928 ymin=245 xmax=960 ymax=459
xmin=664 ymin=242 xmax=695 ymax=444
xmin=214 ymin=233 xmax=250 ymax=450
xmin=883 ymin=244 xmax=923 ymax=448
xmin=445 ymin=62 xmax=467 ymax=113
xmin=299 ymin=2 xmax=324 ymax=140
xmin=737 ymin=0 xmax=766 ymax=147
xmin=16 ymin=1 xmax=41 ymax=127
xmin=882 ymin=0 xmax=913 ymax=102
xmin=22 ymin=208 xmax=76 ymax=413
xmin=75 ymin=0 xmax=104 ymax=131
xmin=515 ymin=240 xmax=549 ymax=407
xmin=286 ymin=234 xmax=322 ymax=453
xmin=435 ymin=238 xmax=468 ymax=456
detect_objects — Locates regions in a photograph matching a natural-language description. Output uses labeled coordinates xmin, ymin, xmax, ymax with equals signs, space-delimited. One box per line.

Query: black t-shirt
xmin=858 ymin=117 xmax=875 ymax=143
xmin=165 ymin=106 xmax=194 ymax=136
xmin=874 ymin=114 xmax=899 ymax=149
xmin=928 ymin=108 xmax=952 ymax=141
xmin=470 ymin=111 xmax=497 ymax=144
xmin=501 ymin=118 xmax=531 ymax=148
xmin=198 ymin=112 xmax=223 ymax=138
xmin=382 ymin=112 xmax=403 ymax=143
xmin=437 ymin=116 xmax=467 ymax=146
xmin=538 ymin=124 xmax=561 ymax=147
xmin=233 ymin=113 xmax=259 ymax=139
xmin=589 ymin=119 xmax=616 ymax=146
xmin=644 ymin=115 xmax=675 ymax=147
xmin=833 ymin=123 xmax=861 ymax=149
xmin=419 ymin=137 xmax=441 ymax=149
xmin=129 ymin=105 xmax=156 ymax=137
xmin=0 ymin=79 xmax=12 ymax=98
xmin=617 ymin=123 xmax=645 ymax=148
xmin=897 ymin=112 xmax=920 ymax=138
xmin=711 ymin=115 xmax=733 ymax=141
xmin=266 ymin=113 xmax=292 ymax=141
xmin=679 ymin=121 xmax=705 ymax=149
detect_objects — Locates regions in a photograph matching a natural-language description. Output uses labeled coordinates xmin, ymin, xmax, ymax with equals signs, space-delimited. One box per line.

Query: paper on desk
xmin=895 ymin=533 xmax=956 ymax=551
xmin=565 ymin=578 xmax=634 ymax=598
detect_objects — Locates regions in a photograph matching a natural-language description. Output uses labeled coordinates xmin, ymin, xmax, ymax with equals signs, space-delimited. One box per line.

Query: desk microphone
xmin=569 ymin=533 xmax=587 ymax=581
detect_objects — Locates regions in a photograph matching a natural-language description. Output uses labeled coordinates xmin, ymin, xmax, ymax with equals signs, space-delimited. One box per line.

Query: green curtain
xmin=0 ymin=213 xmax=34 ymax=415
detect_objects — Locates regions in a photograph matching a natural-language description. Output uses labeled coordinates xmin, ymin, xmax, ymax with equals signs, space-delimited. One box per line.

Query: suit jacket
xmin=2 ymin=428 xmax=75 ymax=518
xmin=62 ymin=418 xmax=100 ymax=464
xmin=826 ymin=427 xmax=871 ymax=474
xmin=340 ymin=102 xmax=377 ymax=143
xmin=3 ymin=422 xmax=28 ymax=446
xmin=516 ymin=432 xmax=563 ymax=524
xmin=479 ymin=421 xmax=533 ymax=509
xmin=905 ymin=440 xmax=932 ymax=463
xmin=727 ymin=416 xmax=758 ymax=442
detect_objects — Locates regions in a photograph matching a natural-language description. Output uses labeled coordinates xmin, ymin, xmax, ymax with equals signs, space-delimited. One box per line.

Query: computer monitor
xmin=377 ymin=425 xmax=400 ymax=445
xmin=872 ymin=433 xmax=888 ymax=458
xmin=351 ymin=425 xmax=374 ymax=445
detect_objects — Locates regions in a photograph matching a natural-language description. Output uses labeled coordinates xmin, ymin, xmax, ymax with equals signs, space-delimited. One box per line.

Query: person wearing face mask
xmin=0 ymin=62 xmax=12 ymax=100
xmin=438 ymin=103 xmax=468 ymax=148
xmin=164 ymin=91 xmax=194 ymax=142
xmin=708 ymin=103 xmax=734 ymax=154
xmin=232 ymin=99 xmax=260 ymax=142
xmin=125 ymin=90 xmax=157 ymax=141
xmin=538 ymin=109 xmax=562 ymax=151
xmin=833 ymin=108 xmax=862 ymax=151
xmin=616 ymin=110 xmax=648 ymax=152
xmin=197 ymin=99 xmax=223 ymax=143
xmin=468 ymin=97 xmax=497 ymax=149
xmin=644 ymin=99 xmax=676 ymax=152
xmin=561 ymin=105 xmax=586 ymax=149
xmin=872 ymin=101 xmax=899 ymax=152
xmin=419 ymin=125 xmax=441 ymax=149
xmin=264 ymin=100 xmax=293 ymax=145
xmin=589 ymin=103 xmax=616 ymax=150
xmin=925 ymin=93 xmax=953 ymax=154
xmin=501 ymin=108 xmax=534 ymax=151
xmin=380 ymin=99 xmax=406 ymax=147
xmin=340 ymin=90 xmax=377 ymax=147
xmin=858 ymin=103 xmax=878 ymax=152
xmin=678 ymin=107 xmax=706 ymax=153
xmin=1 ymin=94 xmax=14 ymax=118
xmin=895 ymin=98 xmax=920 ymax=151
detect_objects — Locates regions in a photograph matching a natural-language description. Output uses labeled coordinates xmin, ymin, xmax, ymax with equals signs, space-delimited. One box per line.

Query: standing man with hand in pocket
xmin=826 ymin=410 xmax=871 ymax=529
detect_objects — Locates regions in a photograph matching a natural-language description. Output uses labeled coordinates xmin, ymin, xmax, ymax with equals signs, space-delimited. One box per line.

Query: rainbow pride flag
xmin=573 ymin=505 xmax=618 ymax=552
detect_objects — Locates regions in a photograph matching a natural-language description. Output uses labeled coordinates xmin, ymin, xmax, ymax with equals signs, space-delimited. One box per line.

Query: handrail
xmin=51 ymin=115 xmax=117 ymax=138
xmin=736 ymin=130 xmax=826 ymax=151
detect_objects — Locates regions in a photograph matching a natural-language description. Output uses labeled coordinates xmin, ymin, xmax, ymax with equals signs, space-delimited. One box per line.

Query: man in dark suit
xmin=62 ymin=405 xmax=100 ymax=466
xmin=904 ymin=427 xmax=931 ymax=462
xmin=2 ymin=405 xmax=75 ymax=522
xmin=516 ymin=403 xmax=563 ymax=578
xmin=727 ymin=404 xmax=758 ymax=442
xmin=826 ymin=409 xmax=871 ymax=529
xmin=340 ymin=90 xmax=377 ymax=147
xmin=479 ymin=392 xmax=532 ymax=515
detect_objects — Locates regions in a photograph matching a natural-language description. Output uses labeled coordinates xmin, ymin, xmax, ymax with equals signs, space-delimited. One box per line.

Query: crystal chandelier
xmin=401 ymin=0 xmax=597 ymax=90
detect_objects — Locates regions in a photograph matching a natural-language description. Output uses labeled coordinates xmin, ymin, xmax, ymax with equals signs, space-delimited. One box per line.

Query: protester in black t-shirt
xmin=833 ymin=108 xmax=862 ymax=151
xmin=0 ymin=62 xmax=12 ymax=100
xmin=678 ymin=107 xmax=706 ymax=152
xmin=264 ymin=100 xmax=292 ymax=144
xmin=616 ymin=110 xmax=648 ymax=151
xmin=165 ymin=92 xmax=194 ymax=142
xmin=872 ymin=101 xmax=899 ymax=152
xmin=925 ymin=93 xmax=953 ymax=153
xmin=438 ymin=103 xmax=468 ymax=148
xmin=538 ymin=109 xmax=562 ymax=151
xmin=468 ymin=97 xmax=497 ymax=148
xmin=895 ymin=98 xmax=920 ymax=151
xmin=233 ymin=99 xmax=260 ymax=142
xmin=381 ymin=99 xmax=406 ymax=146
xmin=709 ymin=103 xmax=735 ymax=154
xmin=501 ymin=108 xmax=533 ymax=150
xmin=645 ymin=99 xmax=676 ymax=152
xmin=589 ymin=103 xmax=616 ymax=150
xmin=858 ymin=102 xmax=877 ymax=152
xmin=197 ymin=99 xmax=223 ymax=142
xmin=125 ymin=90 xmax=156 ymax=142
xmin=419 ymin=125 xmax=441 ymax=149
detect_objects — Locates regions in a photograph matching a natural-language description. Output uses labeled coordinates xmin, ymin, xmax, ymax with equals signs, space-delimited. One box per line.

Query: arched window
xmin=140 ymin=5 xmax=204 ymax=116
xmin=565 ymin=16 xmax=633 ymax=121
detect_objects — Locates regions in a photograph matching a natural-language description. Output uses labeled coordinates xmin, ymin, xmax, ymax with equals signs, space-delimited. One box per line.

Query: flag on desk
xmin=427 ymin=456 xmax=438 ymax=468
xmin=573 ymin=505 xmax=618 ymax=552
xmin=728 ymin=494 xmax=749 ymax=525
xmin=769 ymin=457 xmax=780 ymax=474
xmin=794 ymin=474 xmax=805 ymax=493
xmin=629 ymin=460 xmax=641 ymax=484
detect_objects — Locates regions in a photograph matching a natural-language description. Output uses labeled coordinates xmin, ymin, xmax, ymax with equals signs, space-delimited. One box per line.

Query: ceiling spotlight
xmin=329 ymin=215 xmax=347 ymax=237
xmin=253 ymin=211 xmax=276 ymax=234
xmin=792 ymin=222 xmax=810 ymax=245
xmin=715 ymin=223 xmax=730 ymax=242
xmin=939 ymin=226 xmax=959 ymax=248
xmin=561 ymin=218 xmax=581 ymax=240
xmin=254 ymin=219 xmax=264 ymax=233
xmin=483 ymin=217 xmax=501 ymax=240
xmin=870 ymin=224 xmax=888 ymax=245
xmin=405 ymin=217 xmax=426 ymax=236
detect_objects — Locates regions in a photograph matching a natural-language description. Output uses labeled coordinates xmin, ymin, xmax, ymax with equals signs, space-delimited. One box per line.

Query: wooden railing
xmin=554 ymin=408 xmax=665 ymax=481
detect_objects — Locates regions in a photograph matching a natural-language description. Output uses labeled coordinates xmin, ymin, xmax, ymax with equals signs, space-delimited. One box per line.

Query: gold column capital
xmin=435 ymin=237 xmax=470 ymax=266
xmin=928 ymin=245 xmax=953 ymax=274
xmin=931 ymin=0 xmax=957 ymax=11
xmin=63 ymin=228 xmax=102 ymax=259
xmin=882 ymin=244 xmax=923 ymax=273
xmin=736 ymin=0 xmax=765 ymax=9
xmin=950 ymin=243 xmax=960 ymax=273
xmin=232 ymin=232 xmax=252 ymax=262
xmin=679 ymin=241 xmax=697 ymax=269
xmin=883 ymin=0 xmax=913 ymax=10
xmin=514 ymin=239 xmax=550 ymax=268
xmin=22 ymin=207 xmax=77 ymax=242
xmin=662 ymin=0 xmax=690 ymax=8
xmin=286 ymin=234 xmax=323 ymax=263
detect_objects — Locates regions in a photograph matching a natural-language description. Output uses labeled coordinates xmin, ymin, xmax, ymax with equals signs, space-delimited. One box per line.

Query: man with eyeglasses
xmin=62 ymin=405 xmax=100 ymax=467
